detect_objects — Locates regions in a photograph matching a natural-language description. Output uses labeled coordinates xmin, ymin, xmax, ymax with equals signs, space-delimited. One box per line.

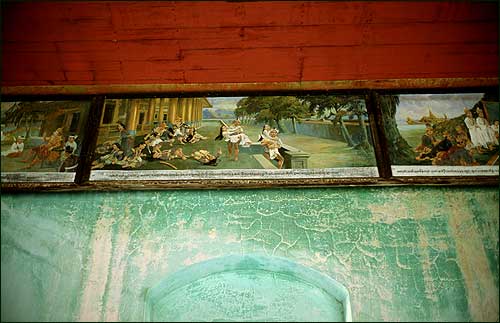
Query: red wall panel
xmin=2 ymin=1 xmax=498 ymax=87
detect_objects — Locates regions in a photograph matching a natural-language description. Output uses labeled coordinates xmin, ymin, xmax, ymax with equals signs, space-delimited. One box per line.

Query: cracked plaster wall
xmin=1 ymin=187 xmax=498 ymax=322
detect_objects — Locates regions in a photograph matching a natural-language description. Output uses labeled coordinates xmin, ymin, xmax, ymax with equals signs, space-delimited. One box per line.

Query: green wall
xmin=1 ymin=187 xmax=499 ymax=322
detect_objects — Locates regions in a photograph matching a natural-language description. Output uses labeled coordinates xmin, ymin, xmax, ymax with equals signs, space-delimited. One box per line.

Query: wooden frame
xmin=1 ymin=79 xmax=498 ymax=192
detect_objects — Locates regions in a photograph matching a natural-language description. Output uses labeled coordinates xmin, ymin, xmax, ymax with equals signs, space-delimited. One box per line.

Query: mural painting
xmin=1 ymin=101 xmax=90 ymax=178
xmin=380 ymin=93 xmax=499 ymax=176
xmin=89 ymin=95 xmax=378 ymax=178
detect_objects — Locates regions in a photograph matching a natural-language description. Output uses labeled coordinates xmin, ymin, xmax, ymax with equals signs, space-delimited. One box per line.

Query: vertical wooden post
xmin=74 ymin=96 xmax=105 ymax=184
xmin=366 ymin=90 xmax=392 ymax=179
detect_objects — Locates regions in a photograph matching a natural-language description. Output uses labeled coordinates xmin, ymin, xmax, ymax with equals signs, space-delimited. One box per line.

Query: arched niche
xmin=144 ymin=254 xmax=352 ymax=322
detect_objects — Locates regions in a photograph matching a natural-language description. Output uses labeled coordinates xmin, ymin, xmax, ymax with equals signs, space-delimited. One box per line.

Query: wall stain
xmin=447 ymin=193 xmax=499 ymax=322
xmin=78 ymin=217 xmax=114 ymax=322
xmin=1 ymin=187 xmax=498 ymax=322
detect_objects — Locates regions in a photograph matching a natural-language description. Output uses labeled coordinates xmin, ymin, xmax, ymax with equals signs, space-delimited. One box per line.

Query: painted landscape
xmin=1 ymin=101 xmax=90 ymax=174
xmin=90 ymin=96 xmax=377 ymax=174
xmin=381 ymin=93 xmax=499 ymax=168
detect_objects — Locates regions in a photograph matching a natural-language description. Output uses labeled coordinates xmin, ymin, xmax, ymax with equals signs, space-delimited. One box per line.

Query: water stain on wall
xmin=447 ymin=193 xmax=499 ymax=322
xmin=1 ymin=187 xmax=498 ymax=322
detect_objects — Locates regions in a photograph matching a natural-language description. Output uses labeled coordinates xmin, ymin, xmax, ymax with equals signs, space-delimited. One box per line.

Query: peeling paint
xmin=447 ymin=193 xmax=499 ymax=322
xmin=1 ymin=187 xmax=498 ymax=322
xmin=78 ymin=217 xmax=114 ymax=322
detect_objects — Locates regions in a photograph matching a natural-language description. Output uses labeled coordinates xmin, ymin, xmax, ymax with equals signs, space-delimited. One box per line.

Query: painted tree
xmin=377 ymin=94 xmax=416 ymax=164
xmin=236 ymin=96 xmax=310 ymax=133
xmin=3 ymin=102 xmax=46 ymax=140
xmin=3 ymin=101 xmax=86 ymax=141
xmin=299 ymin=95 xmax=370 ymax=149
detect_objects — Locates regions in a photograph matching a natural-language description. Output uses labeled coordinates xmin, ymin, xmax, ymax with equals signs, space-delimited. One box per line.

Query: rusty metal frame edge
xmin=1 ymin=177 xmax=499 ymax=193
xmin=2 ymin=177 xmax=499 ymax=193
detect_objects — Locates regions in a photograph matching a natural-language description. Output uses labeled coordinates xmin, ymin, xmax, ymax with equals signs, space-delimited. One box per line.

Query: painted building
xmin=97 ymin=97 xmax=212 ymax=142
xmin=1 ymin=101 xmax=88 ymax=140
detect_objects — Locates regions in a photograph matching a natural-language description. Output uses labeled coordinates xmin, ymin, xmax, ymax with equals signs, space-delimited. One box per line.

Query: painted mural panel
xmin=1 ymin=100 xmax=90 ymax=182
xmin=89 ymin=95 xmax=378 ymax=181
xmin=381 ymin=93 xmax=499 ymax=176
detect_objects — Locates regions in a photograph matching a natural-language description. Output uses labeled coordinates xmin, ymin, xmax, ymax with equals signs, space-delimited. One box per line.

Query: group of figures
xmin=1 ymin=127 xmax=79 ymax=172
xmin=92 ymin=118 xmax=287 ymax=170
xmin=92 ymin=117 xmax=212 ymax=170
xmin=414 ymin=105 xmax=499 ymax=166
xmin=258 ymin=124 xmax=285 ymax=169
xmin=215 ymin=120 xmax=285 ymax=168
xmin=215 ymin=119 xmax=253 ymax=161
xmin=463 ymin=107 xmax=499 ymax=152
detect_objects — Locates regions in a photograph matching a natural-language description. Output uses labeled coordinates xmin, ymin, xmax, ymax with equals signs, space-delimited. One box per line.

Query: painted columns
xmin=147 ymin=99 xmax=155 ymax=124
xmin=114 ymin=100 xmax=121 ymax=124
xmin=194 ymin=99 xmax=202 ymax=126
xmin=158 ymin=98 xmax=167 ymax=123
xmin=164 ymin=97 xmax=207 ymax=124
xmin=186 ymin=98 xmax=194 ymax=124
xmin=126 ymin=99 xmax=140 ymax=132
xmin=179 ymin=98 xmax=187 ymax=122
xmin=168 ymin=98 xmax=178 ymax=124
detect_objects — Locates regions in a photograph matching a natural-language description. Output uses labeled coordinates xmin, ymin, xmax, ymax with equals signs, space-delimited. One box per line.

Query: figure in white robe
xmin=464 ymin=110 xmax=482 ymax=148
xmin=476 ymin=110 xmax=498 ymax=146
xmin=492 ymin=121 xmax=499 ymax=140
xmin=2 ymin=136 xmax=25 ymax=157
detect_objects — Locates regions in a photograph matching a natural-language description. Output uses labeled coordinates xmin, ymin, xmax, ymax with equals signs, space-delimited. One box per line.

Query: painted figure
xmin=258 ymin=124 xmax=272 ymax=142
xmin=171 ymin=117 xmax=188 ymax=145
xmin=416 ymin=131 xmax=453 ymax=161
xmin=492 ymin=120 xmax=499 ymax=139
xmin=220 ymin=119 xmax=252 ymax=161
xmin=414 ymin=126 xmax=436 ymax=154
xmin=191 ymin=148 xmax=222 ymax=166
xmin=91 ymin=142 xmax=124 ymax=169
xmin=117 ymin=122 xmax=134 ymax=157
xmin=463 ymin=109 xmax=483 ymax=150
xmin=2 ymin=136 xmax=25 ymax=157
xmin=186 ymin=126 xmax=208 ymax=144
xmin=121 ymin=142 xmax=147 ymax=169
xmin=476 ymin=110 xmax=498 ymax=148
xmin=22 ymin=127 xmax=64 ymax=168
xmin=260 ymin=128 xmax=284 ymax=169
xmin=64 ymin=135 xmax=78 ymax=155
xmin=145 ymin=132 xmax=163 ymax=155
xmin=58 ymin=145 xmax=79 ymax=172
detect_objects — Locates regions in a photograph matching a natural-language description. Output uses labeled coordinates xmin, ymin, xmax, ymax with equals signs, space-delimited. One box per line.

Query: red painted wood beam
xmin=2 ymin=1 xmax=498 ymax=88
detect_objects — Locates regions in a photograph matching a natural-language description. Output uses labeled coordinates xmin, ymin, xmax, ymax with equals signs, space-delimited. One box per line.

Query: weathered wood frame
xmin=1 ymin=78 xmax=498 ymax=192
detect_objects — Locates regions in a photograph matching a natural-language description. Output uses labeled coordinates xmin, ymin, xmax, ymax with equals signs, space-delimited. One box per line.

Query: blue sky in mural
xmin=207 ymin=97 xmax=245 ymax=110
xmin=205 ymin=94 xmax=486 ymax=125
xmin=396 ymin=93 xmax=484 ymax=124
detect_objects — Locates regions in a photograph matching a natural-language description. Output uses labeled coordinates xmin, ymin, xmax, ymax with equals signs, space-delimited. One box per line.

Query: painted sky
xmin=206 ymin=97 xmax=246 ymax=111
xmin=396 ymin=93 xmax=484 ymax=125
xmin=205 ymin=95 xmax=486 ymax=125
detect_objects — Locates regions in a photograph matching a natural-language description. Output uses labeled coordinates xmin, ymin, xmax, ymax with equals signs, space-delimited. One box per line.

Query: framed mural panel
xmin=1 ymin=100 xmax=91 ymax=183
xmin=88 ymin=95 xmax=380 ymax=182
xmin=1 ymin=84 xmax=498 ymax=191
xmin=379 ymin=91 xmax=499 ymax=177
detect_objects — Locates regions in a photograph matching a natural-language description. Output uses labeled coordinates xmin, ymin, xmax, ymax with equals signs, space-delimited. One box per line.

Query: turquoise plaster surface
xmin=145 ymin=254 xmax=350 ymax=322
xmin=1 ymin=187 xmax=499 ymax=322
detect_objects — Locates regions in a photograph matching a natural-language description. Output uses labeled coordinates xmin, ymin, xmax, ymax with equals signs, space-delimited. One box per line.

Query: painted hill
xmin=203 ymin=108 xmax=235 ymax=119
